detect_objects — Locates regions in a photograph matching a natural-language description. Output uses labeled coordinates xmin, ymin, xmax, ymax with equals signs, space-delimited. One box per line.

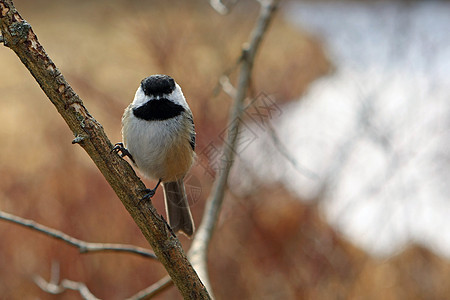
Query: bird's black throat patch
xmin=141 ymin=75 xmax=176 ymax=97
xmin=133 ymin=98 xmax=185 ymax=121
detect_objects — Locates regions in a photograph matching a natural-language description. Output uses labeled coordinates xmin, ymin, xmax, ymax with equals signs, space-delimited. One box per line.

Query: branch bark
xmin=0 ymin=1 xmax=209 ymax=298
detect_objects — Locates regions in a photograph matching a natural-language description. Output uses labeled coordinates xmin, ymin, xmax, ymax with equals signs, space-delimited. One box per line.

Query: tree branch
xmin=209 ymin=0 xmax=229 ymax=15
xmin=0 ymin=1 xmax=209 ymax=298
xmin=34 ymin=261 xmax=100 ymax=300
xmin=218 ymin=75 xmax=237 ymax=98
xmin=126 ymin=275 xmax=172 ymax=300
xmin=0 ymin=210 xmax=157 ymax=259
xmin=189 ymin=0 xmax=280 ymax=295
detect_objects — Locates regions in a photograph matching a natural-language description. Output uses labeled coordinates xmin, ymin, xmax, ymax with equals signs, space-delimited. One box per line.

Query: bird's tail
xmin=163 ymin=178 xmax=195 ymax=237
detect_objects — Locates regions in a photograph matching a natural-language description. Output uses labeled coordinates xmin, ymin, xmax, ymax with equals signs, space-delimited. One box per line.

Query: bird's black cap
xmin=140 ymin=75 xmax=176 ymax=97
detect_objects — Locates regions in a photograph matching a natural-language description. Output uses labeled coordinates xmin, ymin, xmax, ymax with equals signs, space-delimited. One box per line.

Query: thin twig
xmin=212 ymin=55 xmax=243 ymax=98
xmin=209 ymin=0 xmax=239 ymax=15
xmin=266 ymin=121 xmax=320 ymax=180
xmin=209 ymin=0 xmax=228 ymax=14
xmin=218 ymin=75 xmax=237 ymax=98
xmin=189 ymin=0 xmax=280 ymax=296
xmin=0 ymin=210 xmax=157 ymax=259
xmin=34 ymin=261 xmax=100 ymax=300
xmin=126 ymin=275 xmax=172 ymax=300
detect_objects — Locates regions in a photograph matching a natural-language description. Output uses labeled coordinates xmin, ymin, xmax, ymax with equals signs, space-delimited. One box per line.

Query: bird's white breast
xmin=122 ymin=105 xmax=191 ymax=181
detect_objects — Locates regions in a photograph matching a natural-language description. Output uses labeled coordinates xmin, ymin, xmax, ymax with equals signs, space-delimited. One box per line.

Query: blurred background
xmin=1 ymin=0 xmax=449 ymax=299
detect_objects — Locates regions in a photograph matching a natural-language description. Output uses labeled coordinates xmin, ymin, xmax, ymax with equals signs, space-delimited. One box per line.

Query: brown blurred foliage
xmin=1 ymin=0 xmax=449 ymax=299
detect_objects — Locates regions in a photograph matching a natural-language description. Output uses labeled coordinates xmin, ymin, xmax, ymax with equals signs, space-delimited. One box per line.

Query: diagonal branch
xmin=126 ymin=275 xmax=172 ymax=300
xmin=0 ymin=1 xmax=209 ymax=298
xmin=188 ymin=0 xmax=280 ymax=295
xmin=0 ymin=210 xmax=157 ymax=259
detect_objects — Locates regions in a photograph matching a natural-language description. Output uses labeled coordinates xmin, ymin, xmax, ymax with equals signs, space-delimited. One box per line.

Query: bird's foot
xmin=111 ymin=142 xmax=135 ymax=164
xmin=138 ymin=179 xmax=162 ymax=205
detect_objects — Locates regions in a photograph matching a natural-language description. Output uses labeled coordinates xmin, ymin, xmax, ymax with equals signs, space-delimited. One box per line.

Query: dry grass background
xmin=1 ymin=0 xmax=449 ymax=299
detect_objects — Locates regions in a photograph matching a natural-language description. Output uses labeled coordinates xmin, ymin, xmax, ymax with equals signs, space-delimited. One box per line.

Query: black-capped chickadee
xmin=113 ymin=75 xmax=196 ymax=237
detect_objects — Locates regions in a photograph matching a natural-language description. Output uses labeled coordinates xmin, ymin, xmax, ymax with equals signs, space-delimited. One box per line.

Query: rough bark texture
xmin=0 ymin=1 xmax=210 ymax=298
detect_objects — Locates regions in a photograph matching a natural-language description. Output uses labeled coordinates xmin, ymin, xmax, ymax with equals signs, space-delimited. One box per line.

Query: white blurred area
xmin=231 ymin=1 xmax=450 ymax=258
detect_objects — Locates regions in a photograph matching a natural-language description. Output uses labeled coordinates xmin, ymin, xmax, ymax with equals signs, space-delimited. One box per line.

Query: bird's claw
xmin=112 ymin=143 xmax=135 ymax=163
xmin=138 ymin=179 xmax=162 ymax=205
xmin=138 ymin=188 xmax=156 ymax=205
xmin=143 ymin=188 xmax=156 ymax=199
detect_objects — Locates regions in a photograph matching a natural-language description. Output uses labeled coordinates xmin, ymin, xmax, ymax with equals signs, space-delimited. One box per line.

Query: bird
xmin=113 ymin=74 xmax=196 ymax=237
